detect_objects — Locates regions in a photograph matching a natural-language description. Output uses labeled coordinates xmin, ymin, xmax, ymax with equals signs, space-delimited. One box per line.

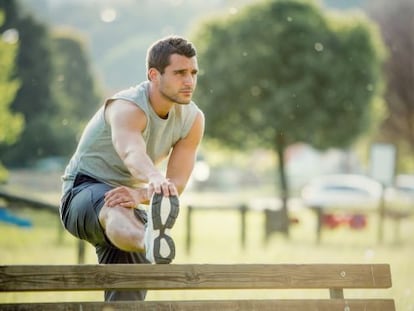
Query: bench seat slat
xmin=0 ymin=264 xmax=392 ymax=291
xmin=0 ymin=299 xmax=396 ymax=311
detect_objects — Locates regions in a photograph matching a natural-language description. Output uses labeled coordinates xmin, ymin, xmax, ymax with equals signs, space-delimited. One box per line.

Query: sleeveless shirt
xmin=61 ymin=81 xmax=199 ymax=195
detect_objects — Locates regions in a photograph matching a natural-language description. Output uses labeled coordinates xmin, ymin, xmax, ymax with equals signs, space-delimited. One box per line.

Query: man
xmin=59 ymin=36 xmax=204 ymax=301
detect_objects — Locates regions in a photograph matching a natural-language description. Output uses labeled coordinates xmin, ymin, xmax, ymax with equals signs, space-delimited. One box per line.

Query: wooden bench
xmin=0 ymin=263 xmax=395 ymax=310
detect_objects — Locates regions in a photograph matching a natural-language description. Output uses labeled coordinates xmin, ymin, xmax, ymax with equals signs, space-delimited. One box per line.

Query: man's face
xmin=158 ymin=54 xmax=198 ymax=105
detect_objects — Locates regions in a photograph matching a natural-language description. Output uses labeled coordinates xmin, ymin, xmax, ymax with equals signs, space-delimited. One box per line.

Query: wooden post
xmin=315 ymin=207 xmax=323 ymax=244
xmin=377 ymin=185 xmax=386 ymax=244
xmin=186 ymin=205 xmax=193 ymax=255
xmin=240 ymin=204 xmax=247 ymax=250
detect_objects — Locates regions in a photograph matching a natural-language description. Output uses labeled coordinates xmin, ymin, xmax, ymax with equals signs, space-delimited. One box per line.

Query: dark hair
xmin=146 ymin=36 xmax=197 ymax=76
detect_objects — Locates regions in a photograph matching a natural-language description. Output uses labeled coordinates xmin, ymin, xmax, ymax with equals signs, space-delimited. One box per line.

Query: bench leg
xmin=330 ymin=288 xmax=344 ymax=299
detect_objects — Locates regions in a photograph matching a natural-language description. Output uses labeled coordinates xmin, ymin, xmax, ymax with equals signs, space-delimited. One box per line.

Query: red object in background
xmin=322 ymin=213 xmax=367 ymax=230
xmin=349 ymin=214 xmax=367 ymax=229
xmin=322 ymin=214 xmax=342 ymax=229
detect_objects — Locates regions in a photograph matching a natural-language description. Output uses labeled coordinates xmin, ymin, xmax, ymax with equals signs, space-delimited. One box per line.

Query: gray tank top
xmin=61 ymin=81 xmax=199 ymax=195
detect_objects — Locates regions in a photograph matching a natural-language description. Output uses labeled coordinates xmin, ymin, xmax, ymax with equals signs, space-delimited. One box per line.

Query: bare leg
xmin=99 ymin=205 xmax=145 ymax=252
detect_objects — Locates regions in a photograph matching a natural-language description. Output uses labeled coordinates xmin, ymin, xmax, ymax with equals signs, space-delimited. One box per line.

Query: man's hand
xmin=147 ymin=172 xmax=178 ymax=197
xmin=104 ymin=186 xmax=146 ymax=208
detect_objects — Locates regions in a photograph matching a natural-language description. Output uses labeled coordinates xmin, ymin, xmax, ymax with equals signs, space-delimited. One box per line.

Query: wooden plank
xmin=0 ymin=299 xmax=396 ymax=311
xmin=0 ymin=264 xmax=392 ymax=291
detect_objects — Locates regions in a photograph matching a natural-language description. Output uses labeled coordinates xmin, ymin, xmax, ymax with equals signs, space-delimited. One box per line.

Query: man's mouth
xmin=181 ymin=89 xmax=193 ymax=95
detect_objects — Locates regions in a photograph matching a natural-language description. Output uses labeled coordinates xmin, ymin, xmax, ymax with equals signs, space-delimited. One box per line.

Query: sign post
xmin=369 ymin=143 xmax=397 ymax=243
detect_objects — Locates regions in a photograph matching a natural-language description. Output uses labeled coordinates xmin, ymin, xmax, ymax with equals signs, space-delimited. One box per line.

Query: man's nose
xmin=184 ymin=74 xmax=195 ymax=86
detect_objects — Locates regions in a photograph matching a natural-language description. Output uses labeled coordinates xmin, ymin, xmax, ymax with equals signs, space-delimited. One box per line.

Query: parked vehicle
xmin=301 ymin=174 xmax=383 ymax=229
xmin=301 ymin=174 xmax=383 ymax=210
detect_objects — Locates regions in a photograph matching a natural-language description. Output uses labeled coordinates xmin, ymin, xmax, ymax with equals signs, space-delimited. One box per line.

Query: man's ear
xmin=148 ymin=68 xmax=160 ymax=82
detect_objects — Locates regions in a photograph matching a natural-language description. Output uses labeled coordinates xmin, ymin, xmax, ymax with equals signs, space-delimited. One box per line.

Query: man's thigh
xmin=62 ymin=182 xmax=112 ymax=246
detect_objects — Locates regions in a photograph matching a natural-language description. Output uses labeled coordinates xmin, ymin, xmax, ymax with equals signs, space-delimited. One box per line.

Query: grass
xmin=0 ymin=173 xmax=413 ymax=309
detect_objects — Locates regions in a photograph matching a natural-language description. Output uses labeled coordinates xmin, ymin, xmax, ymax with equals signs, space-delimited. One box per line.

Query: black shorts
xmin=60 ymin=174 xmax=147 ymax=247
xmin=60 ymin=173 xmax=149 ymax=301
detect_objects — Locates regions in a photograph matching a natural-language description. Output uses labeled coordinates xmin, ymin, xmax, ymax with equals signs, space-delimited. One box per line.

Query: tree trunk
xmin=275 ymin=132 xmax=290 ymax=237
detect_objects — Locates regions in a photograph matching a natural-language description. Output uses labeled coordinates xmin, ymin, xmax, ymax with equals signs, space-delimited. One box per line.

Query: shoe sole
xmin=150 ymin=193 xmax=179 ymax=264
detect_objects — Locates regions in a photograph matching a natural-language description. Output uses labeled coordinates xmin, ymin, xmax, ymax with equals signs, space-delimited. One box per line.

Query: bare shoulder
xmin=105 ymin=99 xmax=146 ymax=123
xmin=184 ymin=108 xmax=204 ymax=143
xmin=194 ymin=107 xmax=205 ymax=127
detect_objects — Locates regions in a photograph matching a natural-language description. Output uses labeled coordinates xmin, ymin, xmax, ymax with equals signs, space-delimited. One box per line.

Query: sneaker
xmin=145 ymin=191 xmax=179 ymax=264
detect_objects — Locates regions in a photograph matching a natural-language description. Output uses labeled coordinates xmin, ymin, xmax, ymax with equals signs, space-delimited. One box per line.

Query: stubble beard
xmin=160 ymin=89 xmax=192 ymax=105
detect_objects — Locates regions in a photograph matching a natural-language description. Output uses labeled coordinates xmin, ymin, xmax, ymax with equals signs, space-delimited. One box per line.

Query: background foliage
xmin=193 ymin=0 xmax=385 ymax=150
xmin=0 ymin=0 xmax=413 ymax=180
xmin=367 ymin=0 xmax=414 ymax=172
xmin=0 ymin=10 xmax=23 ymax=181
xmin=0 ymin=0 xmax=55 ymax=166
xmin=50 ymin=29 xmax=102 ymax=156
xmin=0 ymin=0 xmax=101 ymax=167
xmin=191 ymin=0 xmax=385 ymax=229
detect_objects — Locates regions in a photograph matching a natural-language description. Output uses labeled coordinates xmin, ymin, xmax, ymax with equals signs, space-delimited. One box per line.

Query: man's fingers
xmin=104 ymin=188 xmax=136 ymax=208
xmin=148 ymin=183 xmax=161 ymax=194
xmin=161 ymin=180 xmax=178 ymax=197
xmin=169 ymin=184 xmax=178 ymax=196
xmin=161 ymin=184 xmax=170 ymax=196
xmin=148 ymin=179 xmax=178 ymax=197
xmin=119 ymin=201 xmax=135 ymax=208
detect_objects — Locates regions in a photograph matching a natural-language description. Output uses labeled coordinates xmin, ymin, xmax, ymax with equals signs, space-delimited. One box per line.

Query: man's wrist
xmin=147 ymin=171 xmax=163 ymax=181
xmin=136 ymin=187 xmax=150 ymax=205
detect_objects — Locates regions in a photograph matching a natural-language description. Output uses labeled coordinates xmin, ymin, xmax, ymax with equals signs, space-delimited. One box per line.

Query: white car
xmin=301 ymin=174 xmax=383 ymax=211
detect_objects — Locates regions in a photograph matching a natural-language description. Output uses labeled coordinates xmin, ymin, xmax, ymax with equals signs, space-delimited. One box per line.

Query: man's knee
xmin=99 ymin=205 xmax=145 ymax=252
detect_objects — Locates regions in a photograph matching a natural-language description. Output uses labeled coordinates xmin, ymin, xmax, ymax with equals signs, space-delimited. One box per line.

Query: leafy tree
xmin=0 ymin=0 xmax=55 ymax=166
xmin=0 ymin=0 xmax=102 ymax=166
xmin=0 ymin=10 xmax=23 ymax=181
xmin=50 ymin=29 xmax=102 ymax=156
xmin=367 ymin=0 xmax=414 ymax=171
xmin=19 ymin=0 xmax=258 ymax=90
xmin=192 ymin=0 xmax=385 ymax=232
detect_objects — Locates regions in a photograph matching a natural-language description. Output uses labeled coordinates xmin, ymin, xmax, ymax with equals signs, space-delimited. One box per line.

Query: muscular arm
xmin=104 ymin=99 xmax=204 ymax=207
xmin=104 ymin=100 xmax=170 ymax=206
xmin=166 ymin=109 xmax=205 ymax=195
xmin=105 ymin=100 xmax=161 ymax=180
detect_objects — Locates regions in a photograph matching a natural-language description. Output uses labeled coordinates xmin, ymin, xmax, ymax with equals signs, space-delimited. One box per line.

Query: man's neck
xmin=148 ymin=84 xmax=173 ymax=119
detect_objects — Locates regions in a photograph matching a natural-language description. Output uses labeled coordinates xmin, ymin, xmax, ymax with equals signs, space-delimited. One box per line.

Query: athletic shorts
xmin=60 ymin=173 xmax=149 ymax=301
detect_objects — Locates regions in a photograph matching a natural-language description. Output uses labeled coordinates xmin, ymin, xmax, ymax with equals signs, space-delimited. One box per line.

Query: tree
xmin=0 ymin=10 xmax=23 ymax=181
xmin=50 ymin=29 xmax=102 ymax=156
xmin=19 ymin=0 xmax=251 ymax=91
xmin=367 ymin=0 xmax=414 ymax=171
xmin=192 ymin=0 xmax=385 ymax=233
xmin=0 ymin=0 xmax=102 ymax=166
xmin=0 ymin=0 xmax=55 ymax=166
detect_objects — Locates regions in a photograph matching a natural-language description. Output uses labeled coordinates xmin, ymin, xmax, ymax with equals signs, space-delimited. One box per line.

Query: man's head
xmin=147 ymin=36 xmax=198 ymax=105
xmin=146 ymin=36 xmax=197 ymax=78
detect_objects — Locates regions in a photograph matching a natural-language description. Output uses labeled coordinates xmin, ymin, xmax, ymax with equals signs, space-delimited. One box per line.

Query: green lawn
xmin=0 ymin=168 xmax=414 ymax=311
xmin=1 ymin=190 xmax=413 ymax=309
